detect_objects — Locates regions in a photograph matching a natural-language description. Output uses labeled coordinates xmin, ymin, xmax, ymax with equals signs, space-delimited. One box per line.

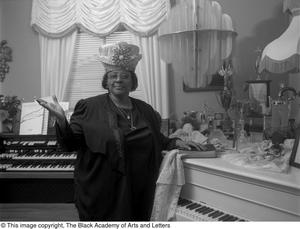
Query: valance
xmin=31 ymin=0 xmax=170 ymax=38
xmin=259 ymin=0 xmax=300 ymax=74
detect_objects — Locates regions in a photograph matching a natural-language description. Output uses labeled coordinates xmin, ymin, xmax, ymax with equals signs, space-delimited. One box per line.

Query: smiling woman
xmin=36 ymin=41 xmax=199 ymax=221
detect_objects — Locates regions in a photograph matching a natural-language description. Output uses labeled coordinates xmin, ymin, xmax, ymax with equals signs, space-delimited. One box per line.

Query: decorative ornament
xmin=218 ymin=61 xmax=233 ymax=112
xmin=111 ymin=47 xmax=131 ymax=70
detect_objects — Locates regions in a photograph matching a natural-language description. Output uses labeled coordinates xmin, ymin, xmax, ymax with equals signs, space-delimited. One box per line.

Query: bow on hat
xmin=99 ymin=42 xmax=142 ymax=72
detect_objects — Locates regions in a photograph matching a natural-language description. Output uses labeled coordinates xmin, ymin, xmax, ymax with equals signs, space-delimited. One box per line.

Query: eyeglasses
xmin=107 ymin=71 xmax=131 ymax=80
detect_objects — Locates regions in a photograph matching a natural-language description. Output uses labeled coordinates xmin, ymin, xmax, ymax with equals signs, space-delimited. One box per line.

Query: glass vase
xmin=220 ymin=88 xmax=232 ymax=112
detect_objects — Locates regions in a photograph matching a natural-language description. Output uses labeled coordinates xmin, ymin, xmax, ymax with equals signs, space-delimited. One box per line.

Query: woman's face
xmin=107 ymin=70 xmax=133 ymax=96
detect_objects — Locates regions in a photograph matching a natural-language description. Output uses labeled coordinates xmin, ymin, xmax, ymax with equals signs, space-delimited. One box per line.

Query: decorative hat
xmin=99 ymin=42 xmax=142 ymax=72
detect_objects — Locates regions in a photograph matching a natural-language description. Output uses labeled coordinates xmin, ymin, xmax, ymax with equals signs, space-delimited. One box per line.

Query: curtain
xmin=133 ymin=33 xmax=169 ymax=118
xmin=39 ymin=30 xmax=77 ymax=100
xmin=33 ymin=0 xmax=171 ymax=117
xmin=31 ymin=0 xmax=170 ymax=38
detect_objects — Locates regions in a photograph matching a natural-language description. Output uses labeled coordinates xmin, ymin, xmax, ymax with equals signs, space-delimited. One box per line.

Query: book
xmin=178 ymin=150 xmax=217 ymax=158
xmin=163 ymin=144 xmax=217 ymax=158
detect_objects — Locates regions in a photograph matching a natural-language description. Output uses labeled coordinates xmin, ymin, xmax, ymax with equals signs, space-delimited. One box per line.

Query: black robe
xmin=56 ymin=93 xmax=176 ymax=221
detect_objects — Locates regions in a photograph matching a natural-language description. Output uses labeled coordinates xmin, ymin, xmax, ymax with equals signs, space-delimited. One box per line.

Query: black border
xmin=290 ymin=129 xmax=300 ymax=168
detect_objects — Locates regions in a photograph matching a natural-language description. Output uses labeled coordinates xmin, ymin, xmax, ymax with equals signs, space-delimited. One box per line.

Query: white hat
xmin=99 ymin=42 xmax=142 ymax=72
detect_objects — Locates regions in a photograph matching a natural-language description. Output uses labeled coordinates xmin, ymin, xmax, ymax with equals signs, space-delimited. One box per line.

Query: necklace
xmin=116 ymin=106 xmax=136 ymax=131
xmin=109 ymin=94 xmax=132 ymax=109
xmin=109 ymin=95 xmax=136 ymax=130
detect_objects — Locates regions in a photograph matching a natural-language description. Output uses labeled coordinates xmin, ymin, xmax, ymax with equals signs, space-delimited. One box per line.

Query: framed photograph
xmin=290 ymin=129 xmax=300 ymax=168
xmin=247 ymin=80 xmax=271 ymax=105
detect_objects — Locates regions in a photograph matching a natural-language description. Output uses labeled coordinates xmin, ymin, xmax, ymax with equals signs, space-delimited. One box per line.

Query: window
xmin=64 ymin=31 xmax=145 ymax=109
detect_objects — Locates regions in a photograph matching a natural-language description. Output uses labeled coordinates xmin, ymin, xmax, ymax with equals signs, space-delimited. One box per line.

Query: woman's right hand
xmin=36 ymin=95 xmax=66 ymax=122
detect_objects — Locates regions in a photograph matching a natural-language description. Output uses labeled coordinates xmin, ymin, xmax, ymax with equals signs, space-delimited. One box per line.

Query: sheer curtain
xmin=31 ymin=0 xmax=170 ymax=37
xmin=133 ymin=34 xmax=169 ymax=118
xmin=32 ymin=0 xmax=170 ymax=117
xmin=39 ymin=30 xmax=77 ymax=100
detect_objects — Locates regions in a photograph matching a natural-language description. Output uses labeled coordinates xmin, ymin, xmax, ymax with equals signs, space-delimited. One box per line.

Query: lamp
xmin=0 ymin=40 xmax=13 ymax=82
xmin=258 ymin=0 xmax=300 ymax=74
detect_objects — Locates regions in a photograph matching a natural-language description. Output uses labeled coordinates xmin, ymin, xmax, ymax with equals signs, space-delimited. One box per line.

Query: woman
xmin=37 ymin=42 xmax=200 ymax=221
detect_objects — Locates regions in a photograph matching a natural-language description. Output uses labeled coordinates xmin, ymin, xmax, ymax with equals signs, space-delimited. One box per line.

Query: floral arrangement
xmin=0 ymin=95 xmax=21 ymax=118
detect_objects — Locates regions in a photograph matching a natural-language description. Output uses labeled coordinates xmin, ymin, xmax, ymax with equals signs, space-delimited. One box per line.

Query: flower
xmin=0 ymin=95 xmax=21 ymax=118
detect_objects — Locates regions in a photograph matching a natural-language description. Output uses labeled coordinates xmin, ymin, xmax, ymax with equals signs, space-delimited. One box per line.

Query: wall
xmin=1 ymin=0 xmax=40 ymax=101
xmin=2 ymin=0 xmax=295 ymax=119
xmin=221 ymin=0 xmax=290 ymax=97
xmin=0 ymin=0 xmax=3 ymax=40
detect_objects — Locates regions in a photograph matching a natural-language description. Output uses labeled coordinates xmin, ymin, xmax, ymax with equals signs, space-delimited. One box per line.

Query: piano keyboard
xmin=9 ymin=150 xmax=76 ymax=160
xmin=4 ymin=160 xmax=75 ymax=171
xmin=0 ymin=135 xmax=76 ymax=172
xmin=176 ymin=198 xmax=247 ymax=221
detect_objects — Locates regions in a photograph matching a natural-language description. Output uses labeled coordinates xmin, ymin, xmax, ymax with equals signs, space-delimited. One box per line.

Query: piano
xmin=175 ymin=156 xmax=300 ymax=221
xmin=1 ymin=134 xmax=300 ymax=221
xmin=0 ymin=134 xmax=75 ymax=203
xmin=0 ymin=134 xmax=76 ymax=172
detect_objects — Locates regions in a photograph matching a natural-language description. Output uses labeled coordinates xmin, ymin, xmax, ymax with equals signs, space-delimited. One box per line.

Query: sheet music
xmin=19 ymin=96 xmax=70 ymax=135
xmin=19 ymin=102 xmax=44 ymax=135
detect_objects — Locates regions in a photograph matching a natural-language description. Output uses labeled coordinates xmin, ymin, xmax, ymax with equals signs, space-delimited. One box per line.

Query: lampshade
xmin=158 ymin=0 xmax=237 ymax=89
xmin=258 ymin=0 xmax=300 ymax=74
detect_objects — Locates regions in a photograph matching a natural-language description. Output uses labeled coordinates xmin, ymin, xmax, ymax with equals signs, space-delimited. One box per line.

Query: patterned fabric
xmin=151 ymin=149 xmax=185 ymax=221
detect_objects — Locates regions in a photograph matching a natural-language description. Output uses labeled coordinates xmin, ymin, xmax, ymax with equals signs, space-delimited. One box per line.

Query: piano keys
xmin=0 ymin=134 xmax=76 ymax=172
xmin=175 ymin=157 xmax=300 ymax=221
xmin=176 ymin=197 xmax=246 ymax=221
xmin=4 ymin=160 xmax=75 ymax=171
xmin=4 ymin=149 xmax=76 ymax=160
xmin=0 ymin=134 xmax=75 ymax=203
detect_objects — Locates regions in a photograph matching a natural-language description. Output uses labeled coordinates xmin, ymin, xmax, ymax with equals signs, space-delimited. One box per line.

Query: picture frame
xmin=290 ymin=129 xmax=300 ymax=168
xmin=246 ymin=80 xmax=271 ymax=116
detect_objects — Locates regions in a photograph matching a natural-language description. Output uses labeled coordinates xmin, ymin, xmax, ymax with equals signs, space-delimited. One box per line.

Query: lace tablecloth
xmin=221 ymin=140 xmax=294 ymax=173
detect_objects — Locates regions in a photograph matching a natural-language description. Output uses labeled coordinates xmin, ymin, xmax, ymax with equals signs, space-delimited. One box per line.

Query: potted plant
xmin=0 ymin=95 xmax=21 ymax=133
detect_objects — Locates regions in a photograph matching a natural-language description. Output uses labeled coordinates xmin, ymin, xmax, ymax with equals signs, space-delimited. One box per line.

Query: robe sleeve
xmin=56 ymin=99 xmax=86 ymax=152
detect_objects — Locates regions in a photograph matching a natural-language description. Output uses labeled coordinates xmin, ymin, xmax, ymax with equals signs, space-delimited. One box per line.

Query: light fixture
xmin=258 ymin=0 xmax=300 ymax=74
xmin=0 ymin=40 xmax=13 ymax=82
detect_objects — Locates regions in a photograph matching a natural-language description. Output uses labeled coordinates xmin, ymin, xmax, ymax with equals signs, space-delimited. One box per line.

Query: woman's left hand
xmin=175 ymin=139 xmax=202 ymax=151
